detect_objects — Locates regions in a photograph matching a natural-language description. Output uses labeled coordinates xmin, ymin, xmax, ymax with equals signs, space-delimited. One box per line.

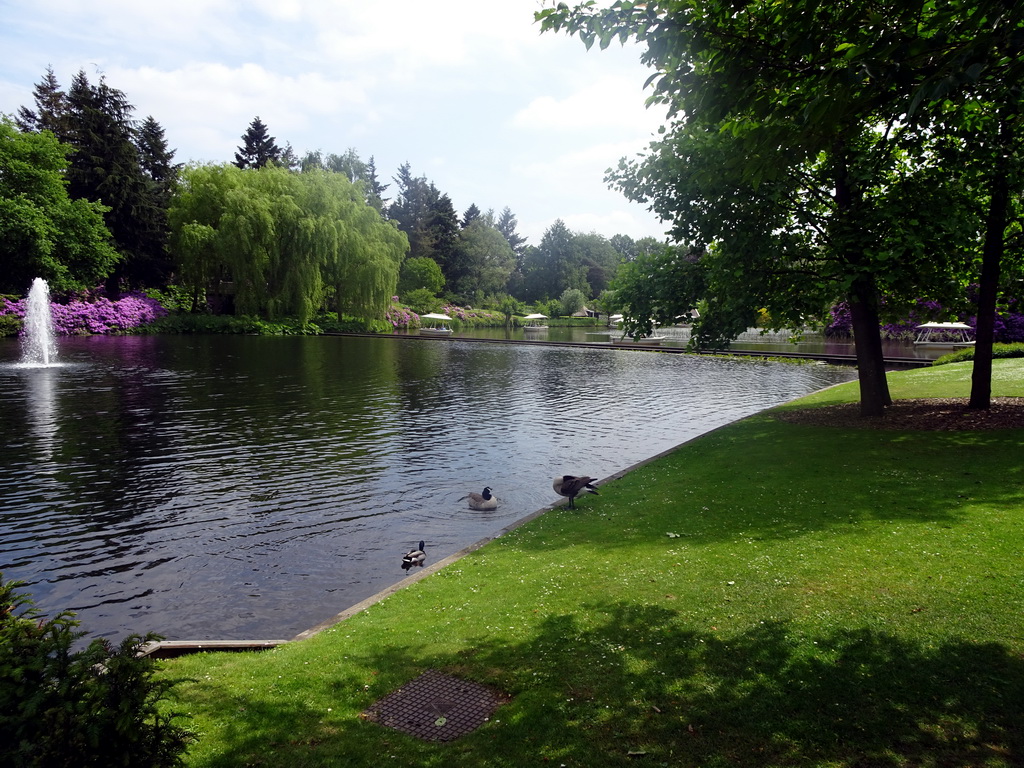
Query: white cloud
xmin=2 ymin=0 xmax=673 ymax=243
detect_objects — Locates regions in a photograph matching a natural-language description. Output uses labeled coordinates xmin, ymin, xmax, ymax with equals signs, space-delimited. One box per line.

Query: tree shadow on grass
xmin=508 ymin=419 xmax=1024 ymax=554
xmin=175 ymin=602 xmax=1024 ymax=767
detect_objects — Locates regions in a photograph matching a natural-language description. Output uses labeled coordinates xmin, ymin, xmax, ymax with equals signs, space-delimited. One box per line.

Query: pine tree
xmin=233 ymin=116 xmax=282 ymax=169
xmin=496 ymin=206 xmax=527 ymax=254
xmin=461 ymin=203 xmax=481 ymax=228
xmin=134 ymin=116 xmax=180 ymax=285
xmin=15 ymin=66 xmax=69 ymax=139
xmin=364 ymin=155 xmax=389 ymax=213
xmin=65 ymin=71 xmax=153 ymax=294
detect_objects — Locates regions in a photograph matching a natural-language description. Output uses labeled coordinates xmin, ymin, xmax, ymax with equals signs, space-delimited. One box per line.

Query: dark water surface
xmin=0 ymin=334 xmax=855 ymax=642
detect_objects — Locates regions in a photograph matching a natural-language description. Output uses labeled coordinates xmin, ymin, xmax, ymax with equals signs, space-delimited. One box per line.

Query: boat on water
xmin=913 ymin=322 xmax=975 ymax=349
xmin=420 ymin=312 xmax=454 ymax=335
xmin=522 ymin=313 xmax=548 ymax=332
xmin=612 ymin=335 xmax=666 ymax=347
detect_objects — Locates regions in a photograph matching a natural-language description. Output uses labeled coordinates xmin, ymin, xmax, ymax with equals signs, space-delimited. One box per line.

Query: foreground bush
xmin=0 ymin=575 xmax=193 ymax=768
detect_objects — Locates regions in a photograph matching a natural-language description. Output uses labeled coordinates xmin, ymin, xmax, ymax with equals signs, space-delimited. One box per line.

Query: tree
xmin=171 ymin=164 xmax=407 ymax=323
xmin=234 ymin=116 xmax=282 ymax=170
xmin=575 ymin=232 xmax=620 ymax=296
xmin=453 ymin=219 xmax=516 ymax=298
xmin=538 ymin=1 xmax=992 ymax=416
xmin=496 ymin=206 xmax=527 ymax=254
xmin=388 ymin=162 xmax=436 ymax=260
xmin=17 ymin=69 xmax=178 ymax=292
xmin=398 ymin=256 xmax=445 ymax=296
xmin=0 ymin=118 xmax=119 ymax=294
xmin=540 ymin=219 xmax=589 ymax=297
xmin=133 ymin=116 xmax=180 ymax=286
xmin=461 ymin=203 xmax=481 ymax=228
xmin=15 ymin=66 xmax=69 ymax=139
xmin=63 ymin=71 xmax=161 ymax=294
xmin=364 ymin=155 xmax=389 ymax=213
xmin=559 ymin=287 xmax=587 ymax=317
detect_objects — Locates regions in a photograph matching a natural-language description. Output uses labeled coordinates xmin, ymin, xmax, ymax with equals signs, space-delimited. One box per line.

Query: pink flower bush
xmin=0 ymin=292 xmax=168 ymax=335
xmin=386 ymin=303 xmax=418 ymax=329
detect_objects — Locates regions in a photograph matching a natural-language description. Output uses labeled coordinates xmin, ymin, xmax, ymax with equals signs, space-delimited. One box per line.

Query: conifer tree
xmin=233 ymin=116 xmax=282 ymax=169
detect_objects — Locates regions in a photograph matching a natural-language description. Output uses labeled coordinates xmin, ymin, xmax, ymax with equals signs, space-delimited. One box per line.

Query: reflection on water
xmin=438 ymin=324 xmax=947 ymax=360
xmin=0 ymin=335 xmax=855 ymax=642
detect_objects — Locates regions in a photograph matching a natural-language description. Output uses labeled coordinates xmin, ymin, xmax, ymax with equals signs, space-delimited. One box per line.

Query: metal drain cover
xmin=362 ymin=669 xmax=508 ymax=742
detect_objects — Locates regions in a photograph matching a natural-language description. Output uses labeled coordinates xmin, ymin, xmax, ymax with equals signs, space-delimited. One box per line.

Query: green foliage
xmin=0 ymin=574 xmax=193 ymax=768
xmin=146 ymin=313 xmax=320 ymax=335
xmin=536 ymin=0 xmax=1012 ymax=416
xmin=558 ymin=287 xmax=587 ymax=317
xmin=170 ymin=163 xmax=407 ymax=324
xmin=452 ymin=219 xmax=516 ymax=298
xmin=397 ymin=256 xmax=444 ymax=295
xmin=0 ymin=117 xmax=120 ymax=294
xmin=934 ymin=342 xmax=1024 ymax=366
xmin=498 ymin=294 xmax=526 ymax=325
xmin=402 ymin=288 xmax=441 ymax=315
xmin=0 ymin=312 xmax=22 ymax=337
xmin=142 ymin=285 xmax=199 ymax=314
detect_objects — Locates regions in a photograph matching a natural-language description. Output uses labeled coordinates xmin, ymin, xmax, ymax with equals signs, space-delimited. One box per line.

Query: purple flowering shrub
xmin=386 ymin=298 xmax=418 ymax=329
xmin=0 ymin=292 xmax=168 ymax=335
xmin=441 ymin=304 xmax=503 ymax=325
xmin=824 ymin=298 xmax=1024 ymax=343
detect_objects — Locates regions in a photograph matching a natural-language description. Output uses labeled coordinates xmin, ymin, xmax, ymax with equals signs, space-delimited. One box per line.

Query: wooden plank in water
xmin=140 ymin=639 xmax=288 ymax=659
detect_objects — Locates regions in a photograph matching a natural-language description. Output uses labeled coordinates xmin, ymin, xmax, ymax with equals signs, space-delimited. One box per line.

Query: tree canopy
xmin=16 ymin=68 xmax=178 ymax=293
xmin=539 ymin=0 xmax=1024 ymax=415
xmin=0 ymin=118 xmax=119 ymax=294
xmin=170 ymin=163 xmax=407 ymax=323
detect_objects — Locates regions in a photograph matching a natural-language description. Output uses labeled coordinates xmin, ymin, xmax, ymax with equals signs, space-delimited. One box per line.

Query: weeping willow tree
xmin=170 ymin=163 xmax=407 ymax=323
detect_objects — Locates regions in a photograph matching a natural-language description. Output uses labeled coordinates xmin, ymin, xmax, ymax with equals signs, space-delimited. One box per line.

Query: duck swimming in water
xmin=466 ymin=487 xmax=498 ymax=510
xmin=402 ymin=540 xmax=426 ymax=571
xmin=553 ymin=475 xmax=599 ymax=509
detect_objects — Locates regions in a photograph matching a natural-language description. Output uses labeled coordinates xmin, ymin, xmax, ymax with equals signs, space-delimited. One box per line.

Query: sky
xmin=1 ymin=0 xmax=674 ymax=247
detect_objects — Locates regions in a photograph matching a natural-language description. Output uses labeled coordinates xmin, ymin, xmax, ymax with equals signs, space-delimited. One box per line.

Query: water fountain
xmin=21 ymin=278 xmax=58 ymax=367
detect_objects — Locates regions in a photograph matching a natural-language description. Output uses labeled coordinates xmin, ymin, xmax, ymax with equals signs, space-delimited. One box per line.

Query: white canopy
xmin=523 ymin=313 xmax=548 ymax=320
xmin=421 ymin=313 xmax=452 ymax=321
xmin=916 ymin=322 xmax=972 ymax=330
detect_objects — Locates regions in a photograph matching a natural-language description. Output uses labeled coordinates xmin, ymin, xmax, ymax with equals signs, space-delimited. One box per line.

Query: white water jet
xmin=21 ymin=278 xmax=58 ymax=367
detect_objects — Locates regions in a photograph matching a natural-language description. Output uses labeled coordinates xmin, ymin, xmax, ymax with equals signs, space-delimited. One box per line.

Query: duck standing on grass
xmin=553 ymin=475 xmax=599 ymax=509
xmin=402 ymin=540 xmax=426 ymax=571
xmin=466 ymin=487 xmax=498 ymax=510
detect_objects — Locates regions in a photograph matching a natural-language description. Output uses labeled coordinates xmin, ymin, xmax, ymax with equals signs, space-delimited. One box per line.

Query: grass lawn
xmin=161 ymin=359 xmax=1024 ymax=768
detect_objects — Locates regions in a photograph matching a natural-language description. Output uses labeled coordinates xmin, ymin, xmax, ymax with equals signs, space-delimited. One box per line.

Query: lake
xmin=0 ymin=334 xmax=855 ymax=642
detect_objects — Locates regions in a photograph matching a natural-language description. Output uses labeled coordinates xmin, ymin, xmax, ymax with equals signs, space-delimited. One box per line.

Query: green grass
xmin=161 ymin=360 xmax=1024 ymax=767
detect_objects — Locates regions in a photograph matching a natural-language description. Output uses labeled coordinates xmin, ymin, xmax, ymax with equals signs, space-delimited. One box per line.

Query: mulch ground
xmin=774 ymin=397 xmax=1024 ymax=431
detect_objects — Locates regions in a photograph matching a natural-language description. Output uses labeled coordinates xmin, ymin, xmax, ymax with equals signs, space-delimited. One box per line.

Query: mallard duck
xmin=553 ymin=475 xmax=599 ymax=509
xmin=466 ymin=487 xmax=498 ymax=510
xmin=401 ymin=540 xmax=426 ymax=570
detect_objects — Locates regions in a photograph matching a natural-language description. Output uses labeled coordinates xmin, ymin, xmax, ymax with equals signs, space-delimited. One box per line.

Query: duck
xmin=466 ymin=486 xmax=498 ymax=510
xmin=401 ymin=540 xmax=426 ymax=571
xmin=553 ymin=475 xmax=599 ymax=509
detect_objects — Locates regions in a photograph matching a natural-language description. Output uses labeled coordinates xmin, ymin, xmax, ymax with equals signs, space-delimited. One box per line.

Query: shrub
xmin=0 ymin=575 xmax=194 ymax=768
xmin=933 ymin=342 xmax=1024 ymax=365
xmin=0 ymin=292 xmax=168 ymax=335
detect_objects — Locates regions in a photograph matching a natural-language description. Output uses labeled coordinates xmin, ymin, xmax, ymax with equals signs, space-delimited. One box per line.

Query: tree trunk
xmin=969 ymin=154 xmax=1008 ymax=410
xmin=833 ymin=143 xmax=891 ymax=418
xmin=848 ymin=275 xmax=892 ymax=417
